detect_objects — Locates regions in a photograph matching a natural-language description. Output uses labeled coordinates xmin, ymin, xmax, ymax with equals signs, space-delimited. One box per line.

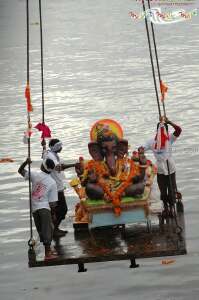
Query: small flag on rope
xmin=35 ymin=123 xmax=51 ymax=139
xmin=160 ymin=80 xmax=168 ymax=102
xmin=25 ymin=84 xmax=33 ymax=112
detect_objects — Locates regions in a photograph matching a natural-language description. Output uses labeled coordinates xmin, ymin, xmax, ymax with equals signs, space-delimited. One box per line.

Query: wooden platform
xmin=29 ymin=211 xmax=187 ymax=271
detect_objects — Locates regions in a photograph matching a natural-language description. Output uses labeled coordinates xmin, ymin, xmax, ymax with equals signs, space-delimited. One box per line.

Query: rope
xmin=141 ymin=0 xmax=162 ymax=119
xmin=26 ymin=0 xmax=34 ymax=245
xmin=38 ymin=0 xmax=46 ymax=153
xmin=39 ymin=0 xmax=45 ymax=125
xmin=146 ymin=0 xmax=166 ymax=117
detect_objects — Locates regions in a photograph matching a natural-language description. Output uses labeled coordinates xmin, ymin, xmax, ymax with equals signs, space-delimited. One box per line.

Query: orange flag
xmin=160 ymin=80 xmax=168 ymax=102
xmin=25 ymin=84 xmax=33 ymax=112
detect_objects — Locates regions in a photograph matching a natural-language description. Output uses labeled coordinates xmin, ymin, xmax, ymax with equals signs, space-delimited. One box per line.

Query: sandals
xmin=45 ymin=249 xmax=58 ymax=260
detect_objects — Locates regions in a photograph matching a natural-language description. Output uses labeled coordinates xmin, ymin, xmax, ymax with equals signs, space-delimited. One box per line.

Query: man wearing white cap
xmin=43 ymin=138 xmax=76 ymax=237
xmin=18 ymin=158 xmax=58 ymax=260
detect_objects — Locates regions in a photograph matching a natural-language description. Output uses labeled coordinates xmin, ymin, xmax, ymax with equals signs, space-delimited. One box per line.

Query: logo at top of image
xmin=129 ymin=7 xmax=198 ymax=24
xmin=136 ymin=0 xmax=196 ymax=5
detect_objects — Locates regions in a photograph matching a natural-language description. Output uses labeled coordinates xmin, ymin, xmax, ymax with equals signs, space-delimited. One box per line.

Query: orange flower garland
xmin=85 ymin=159 xmax=136 ymax=216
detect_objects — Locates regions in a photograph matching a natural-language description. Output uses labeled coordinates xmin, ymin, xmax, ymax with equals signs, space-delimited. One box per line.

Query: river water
xmin=0 ymin=0 xmax=199 ymax=299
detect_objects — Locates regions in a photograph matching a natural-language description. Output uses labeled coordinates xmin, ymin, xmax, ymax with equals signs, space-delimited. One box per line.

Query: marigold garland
xmin=85 ymin=159 xmax=136 ymax=216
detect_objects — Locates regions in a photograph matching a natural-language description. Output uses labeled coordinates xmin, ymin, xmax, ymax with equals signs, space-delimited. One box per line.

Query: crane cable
xmin=142 ymin=0 xmax=182 ymax=233
xmin=146 ymin=0 xmax=167 ymax=116
xmin=39 ymin=0 xmax=45 ymax=126
xmin=25 ymin=0 xmax=35 ymax=254
xmin=25 ymin=0 xmax=48 ymax=263
xmin=141 ymin=0 xmax=162 ymax=119
xmin=39 ymin=0 xmax=47 ymax=154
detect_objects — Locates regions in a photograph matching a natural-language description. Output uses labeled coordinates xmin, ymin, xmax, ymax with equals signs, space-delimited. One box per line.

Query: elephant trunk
xmin=106 ymin=154 xmax=117 ymax=177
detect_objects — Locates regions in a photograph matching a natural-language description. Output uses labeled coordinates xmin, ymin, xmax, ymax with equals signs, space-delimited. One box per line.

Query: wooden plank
xmin=29 ymin=212 xmax=186 ymax=268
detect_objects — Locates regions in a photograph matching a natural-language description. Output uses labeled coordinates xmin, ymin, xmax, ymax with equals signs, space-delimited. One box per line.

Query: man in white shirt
xmin=139 ymin=118 xmax=182 ymax=215
xmin=18 ymin=158 xmax=58 ymax=260
xmin=43 ymin=139 xmax=76 ymax=237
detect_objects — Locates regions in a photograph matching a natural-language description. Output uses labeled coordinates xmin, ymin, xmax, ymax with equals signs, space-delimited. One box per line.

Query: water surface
xmin=0 ymin=1 xmax=199 ymax=299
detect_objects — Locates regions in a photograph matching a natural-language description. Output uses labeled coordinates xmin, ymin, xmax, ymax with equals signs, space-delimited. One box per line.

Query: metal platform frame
xmin=28 ymin=211 xmax=186 ymax=272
